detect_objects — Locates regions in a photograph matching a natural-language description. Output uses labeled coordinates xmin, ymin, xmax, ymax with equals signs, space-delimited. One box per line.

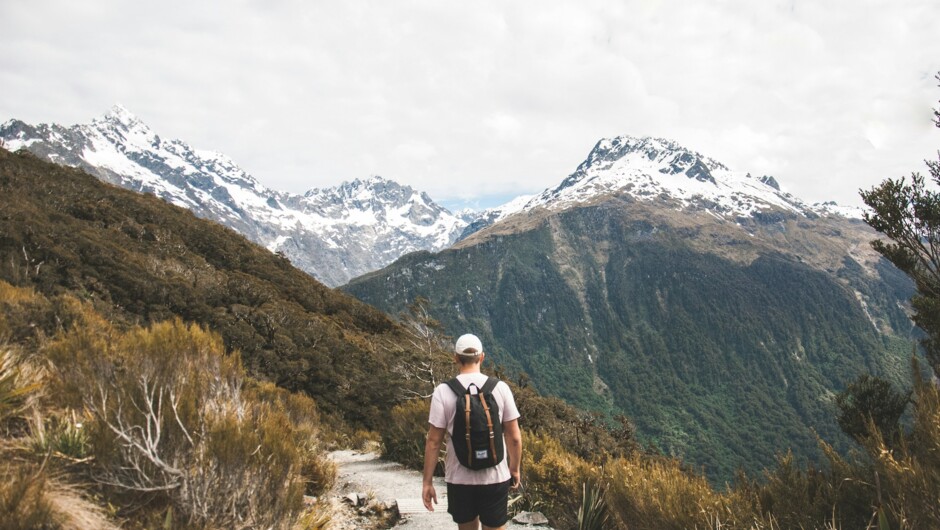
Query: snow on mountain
xmin=456 ymin=194 xmax=535 ymax=240
xmin=532 ymin=136 xmax=803 ymax=216
xmin=0 ymin=106 xmax=468 ymax=286
xmin=1 ymin=107 xmax=864 ymax=283
xmin=474 ymin=136 xmax=864 ymax=232
xmin=810 ymin=201 xmax=866 ymax=219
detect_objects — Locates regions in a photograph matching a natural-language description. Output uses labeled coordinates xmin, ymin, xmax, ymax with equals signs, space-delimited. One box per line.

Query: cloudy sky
xmin=2 ymin=0 xmax=938 ymax=210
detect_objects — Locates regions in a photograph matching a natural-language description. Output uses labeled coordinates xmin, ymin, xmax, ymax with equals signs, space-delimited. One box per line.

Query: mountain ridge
xmin=1 ymin=107 xmax=870 ymax=287
xmin=0 ymin=106 xmax=468 ymax=286
xmin=455 ymin=135 xmax=864 ymax=240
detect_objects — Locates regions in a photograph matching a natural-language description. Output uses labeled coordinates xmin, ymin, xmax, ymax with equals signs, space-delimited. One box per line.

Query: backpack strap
xmin=445 ymin=378 xmax=466 ymax=397
xmin=481 ymin=377 xmax=499 ymax=394
xmin=446 ymin=378 xmax=473 ymax=464
xmin=477 ymin=381 xmax=498 ymax=465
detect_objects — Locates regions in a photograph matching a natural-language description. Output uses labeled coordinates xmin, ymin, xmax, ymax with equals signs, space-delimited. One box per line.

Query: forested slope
xmin=346 ymin=198 xmax=915 ymax=480
xmin=0 ymin=147 xmax=415 ymax=427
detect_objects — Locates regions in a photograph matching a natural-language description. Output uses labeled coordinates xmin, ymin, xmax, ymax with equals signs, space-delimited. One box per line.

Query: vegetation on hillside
xmin=0 ymin=280 xmax=334 ymax=528
xmin=345 ymin=204 xmax=913 ymax=481
xmin=369 ymin=73 xmax=940 ymax=530
xmin=0 ymin=147 xmax=422 ymax=431
xmin=379 ymin=294 xmax=936 ymax=529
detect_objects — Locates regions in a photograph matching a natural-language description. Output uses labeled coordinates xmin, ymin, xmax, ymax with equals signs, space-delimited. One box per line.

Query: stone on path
xmin=513 ymin=511 xmax=550 ymax=525
xmin=342 ymin=492 xmax=363 ymax=507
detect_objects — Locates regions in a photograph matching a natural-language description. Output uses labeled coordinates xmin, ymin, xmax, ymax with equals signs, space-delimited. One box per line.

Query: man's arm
xmin=503 ymin=418 xmax=522 ymax=489
xmin=422 ymin=425 xmax=447 ymax=511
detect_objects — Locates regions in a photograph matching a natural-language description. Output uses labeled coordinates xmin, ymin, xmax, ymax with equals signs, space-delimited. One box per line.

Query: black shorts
xmin=446 ymin=479 xmax=512 ymax=527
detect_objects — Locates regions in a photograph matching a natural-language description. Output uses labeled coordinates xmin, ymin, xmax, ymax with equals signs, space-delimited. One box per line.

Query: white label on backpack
xmin=475 ymin=450 xmax=489 ymax=459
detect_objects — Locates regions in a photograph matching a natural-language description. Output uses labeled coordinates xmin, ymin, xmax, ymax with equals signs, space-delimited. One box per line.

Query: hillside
xmin=344 ymin=139 xmax=917 ymax=481
xmin=0 ymin=146 xmax=420 ymax=427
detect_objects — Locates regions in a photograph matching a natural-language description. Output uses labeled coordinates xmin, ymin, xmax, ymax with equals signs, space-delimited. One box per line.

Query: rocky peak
xmin=576 ymin=136 xmax=727 ymax=176
xmin=100 ymin=104 xmax=142 ymax=128
xmin=759 ymin=175 xmax=780 ymax=190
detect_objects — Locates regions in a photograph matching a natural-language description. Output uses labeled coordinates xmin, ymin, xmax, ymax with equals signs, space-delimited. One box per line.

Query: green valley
xmin=345 ymin=197 xmax=916 ymax=481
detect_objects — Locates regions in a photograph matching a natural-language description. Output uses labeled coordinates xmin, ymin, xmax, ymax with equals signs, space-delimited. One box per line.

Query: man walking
xmin=422 ymin=334 xmax=523 ymax=530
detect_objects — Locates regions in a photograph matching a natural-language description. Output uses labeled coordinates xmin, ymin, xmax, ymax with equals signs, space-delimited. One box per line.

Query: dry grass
xmin=45 ymin=481 xmax=120 ymax=530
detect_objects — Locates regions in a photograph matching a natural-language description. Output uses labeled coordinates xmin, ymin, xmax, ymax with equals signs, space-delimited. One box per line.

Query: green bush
xmin=31 ymin=413 xmax=89 ymax=459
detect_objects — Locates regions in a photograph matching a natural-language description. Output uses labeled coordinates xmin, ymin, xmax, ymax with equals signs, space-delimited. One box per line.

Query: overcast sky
xmin=2 ymin=0 xmax=938 ymax=211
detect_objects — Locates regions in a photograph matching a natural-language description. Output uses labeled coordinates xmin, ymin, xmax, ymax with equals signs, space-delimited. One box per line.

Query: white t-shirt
xmin=428 ymin=372 xmax=520 ymax=485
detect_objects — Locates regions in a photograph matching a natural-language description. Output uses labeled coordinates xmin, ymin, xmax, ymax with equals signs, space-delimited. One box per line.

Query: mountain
xmin=0 ymin=105 xmax=467 ymax=286
xmin=344 ymin=135 xmax=915 ymax=481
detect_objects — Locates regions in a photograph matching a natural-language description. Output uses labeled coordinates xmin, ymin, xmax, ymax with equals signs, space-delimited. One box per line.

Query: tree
xmin=394 ymin=297 xmax=454 ymax=398
xmin=861 ymin=72 xmax=940 ymax=376
xmin=835 ymin=374 xmax=911 ymax=445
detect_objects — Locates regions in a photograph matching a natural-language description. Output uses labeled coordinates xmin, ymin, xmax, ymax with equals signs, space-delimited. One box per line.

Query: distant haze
xmin=2 ymin=0 xmax=939 ymax=210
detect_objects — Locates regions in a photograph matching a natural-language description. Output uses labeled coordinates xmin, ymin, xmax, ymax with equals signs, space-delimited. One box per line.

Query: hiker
xmin=422 ymin=333 xmax=523 ymax=530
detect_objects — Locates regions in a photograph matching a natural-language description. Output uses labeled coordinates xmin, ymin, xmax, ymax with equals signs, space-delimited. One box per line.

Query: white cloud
xmin=1 ymin=0 xmax=938 ymax=209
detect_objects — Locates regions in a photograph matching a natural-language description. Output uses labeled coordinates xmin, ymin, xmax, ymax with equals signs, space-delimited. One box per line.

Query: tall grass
xmin=0 ymin=347 xmax=42 ymax=426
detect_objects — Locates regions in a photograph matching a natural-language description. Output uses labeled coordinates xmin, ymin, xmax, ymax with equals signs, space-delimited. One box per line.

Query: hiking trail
xmin=326 ymin=450 xmax=551 ymax=529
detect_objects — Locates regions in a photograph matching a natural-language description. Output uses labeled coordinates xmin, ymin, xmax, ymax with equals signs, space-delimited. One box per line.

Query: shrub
xmin=382 ymin=399 xmax=432 ymax=472
xmin=244 ymin=380 xmax=335 ymax=495
xmin=836 ymin=374 xmax=910 ymax=446
xmin=349 ymin=428 xmax=382 ymax=452
xmin=578 ymin=481 xmax=610 ymax=530
xmin=44 ymin=318 xmax=327 ymax=528
xmin=522 ymin=434 xmax=599 ymax=529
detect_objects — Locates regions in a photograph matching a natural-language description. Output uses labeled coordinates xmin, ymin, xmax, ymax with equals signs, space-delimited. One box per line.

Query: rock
xmin=379 ymin=500 xmax=400 ymax=524
xmin=343 ymin=492 xmax=363 ymax=506
xmin=302 ymin=495 xmax=317 ymax=506
xmin=513 ymin=511 xmax=550 ymax=525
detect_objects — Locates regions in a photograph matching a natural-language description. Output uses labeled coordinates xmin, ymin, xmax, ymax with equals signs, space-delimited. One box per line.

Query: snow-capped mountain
xmin=0 ymin=105 xmax=467 ymax=286
xmin=466 ymin=136 xmax=862 ymax=237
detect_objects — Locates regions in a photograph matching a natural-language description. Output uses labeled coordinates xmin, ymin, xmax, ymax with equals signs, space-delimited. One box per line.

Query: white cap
xmin=454 ymin=334 xmax=483 ymax=356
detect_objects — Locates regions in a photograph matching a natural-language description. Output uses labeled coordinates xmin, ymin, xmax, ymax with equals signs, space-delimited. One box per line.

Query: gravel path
xmin=328 ymin=450 xmax=551 ymax=530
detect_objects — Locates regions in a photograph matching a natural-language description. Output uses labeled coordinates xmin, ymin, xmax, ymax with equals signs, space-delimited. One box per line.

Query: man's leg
xmin=458 ymin=517 xmax=480 ymax=530
xmin=477 ymin=479 xmax=512 ymax=530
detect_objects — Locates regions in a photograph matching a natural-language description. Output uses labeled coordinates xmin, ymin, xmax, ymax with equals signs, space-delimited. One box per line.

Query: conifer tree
xmin=861 ymin=72 xmax=940 ymax=376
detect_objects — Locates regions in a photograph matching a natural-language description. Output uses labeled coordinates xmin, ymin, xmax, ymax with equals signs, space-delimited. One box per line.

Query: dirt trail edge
xmin=328 ymin=450 xmax=550 ymax=529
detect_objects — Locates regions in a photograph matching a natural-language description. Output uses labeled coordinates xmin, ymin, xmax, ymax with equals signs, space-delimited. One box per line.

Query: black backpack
xmin=446 ymin=377 xmax=505 ymax=470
